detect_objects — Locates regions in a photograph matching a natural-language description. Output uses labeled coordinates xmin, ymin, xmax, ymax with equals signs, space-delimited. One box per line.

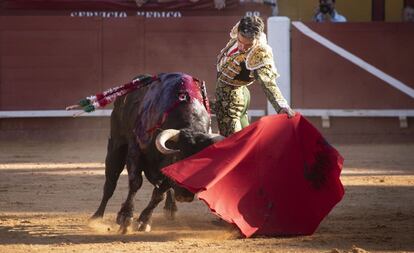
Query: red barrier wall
xmin=1 ymin=17 xmax=413 ymax=142
xmin=291 ymin=22 xmax=414 ymax=109
xmin=0 ymin=16 xmax=269 ymax=111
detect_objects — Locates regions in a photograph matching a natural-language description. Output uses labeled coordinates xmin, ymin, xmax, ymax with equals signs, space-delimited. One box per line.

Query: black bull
xmin=91 ymin=73 xmax=223 ymax=233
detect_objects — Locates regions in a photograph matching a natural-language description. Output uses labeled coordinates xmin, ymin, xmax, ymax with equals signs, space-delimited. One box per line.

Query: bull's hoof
xmin=163 ymin=208 xmax=176 ymax=220
xmin=89 ymin=213 xmax=103 ymax=221
xmin=118 ymin=225 xmax=129 ymax=234
xmin=89 ymin=211 xmax=103 ymax=221
xmin=116 ymin=212 xmax=133 ymax=227
xmin=136 ymin=221 xmax=152 ymax=232
xmin=91 ymin=209 xmax=105 ymax=220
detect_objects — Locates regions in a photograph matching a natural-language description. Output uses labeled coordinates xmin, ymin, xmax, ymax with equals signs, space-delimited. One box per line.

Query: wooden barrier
xmin=0 ymin=16 xmax=269 ymax=112
xmin=1 ymin=17 xmax=413 ymax=141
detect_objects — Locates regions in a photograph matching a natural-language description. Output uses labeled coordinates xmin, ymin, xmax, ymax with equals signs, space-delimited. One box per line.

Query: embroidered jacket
xmin=216 ymin=38 xmax=289 ymax=111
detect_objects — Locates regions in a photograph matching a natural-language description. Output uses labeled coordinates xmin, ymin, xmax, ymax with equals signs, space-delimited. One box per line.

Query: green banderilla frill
xmin=78 ymin=98 xmax=91 ymax=107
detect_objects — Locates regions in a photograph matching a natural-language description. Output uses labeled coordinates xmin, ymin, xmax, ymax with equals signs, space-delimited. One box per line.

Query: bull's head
xmin=156 ymin=129 xmax=223 ymax=156
xmin=156 ymin=129 xmax=224 ymax=202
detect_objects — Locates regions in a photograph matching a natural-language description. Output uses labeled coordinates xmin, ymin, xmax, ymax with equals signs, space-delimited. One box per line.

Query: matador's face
xmin=237 ymin=33 xmax=255 ymax=53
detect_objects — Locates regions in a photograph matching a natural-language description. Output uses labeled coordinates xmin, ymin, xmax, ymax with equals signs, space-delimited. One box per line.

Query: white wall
xmin=267 ymin=16 xmax=291 ymax=114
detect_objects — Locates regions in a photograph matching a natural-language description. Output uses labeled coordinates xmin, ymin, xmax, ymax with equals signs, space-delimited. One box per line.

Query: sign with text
xmin=1 ymin=0 xmax=272 ymax=17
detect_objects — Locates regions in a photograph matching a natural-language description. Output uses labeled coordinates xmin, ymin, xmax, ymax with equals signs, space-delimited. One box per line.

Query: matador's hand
xmin=279 ymin=107 xmax=296 ymax=118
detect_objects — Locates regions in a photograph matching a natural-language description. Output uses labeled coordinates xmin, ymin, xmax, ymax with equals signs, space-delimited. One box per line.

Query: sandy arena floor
xmin=0 ymin=140 xmax=413 ymax=253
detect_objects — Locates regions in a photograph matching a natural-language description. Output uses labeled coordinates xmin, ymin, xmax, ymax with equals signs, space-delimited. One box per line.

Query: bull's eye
xmin=178 ymin=93 xmax=188 ymax=101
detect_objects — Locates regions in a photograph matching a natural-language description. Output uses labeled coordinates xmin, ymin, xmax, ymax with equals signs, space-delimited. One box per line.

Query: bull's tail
xmin=66 ymin=74 xmax=157 ymax=117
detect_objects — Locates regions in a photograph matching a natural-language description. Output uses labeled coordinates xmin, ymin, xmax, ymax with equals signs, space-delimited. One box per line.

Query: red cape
xmin=162 ymin=114 xmax=344 ymax=237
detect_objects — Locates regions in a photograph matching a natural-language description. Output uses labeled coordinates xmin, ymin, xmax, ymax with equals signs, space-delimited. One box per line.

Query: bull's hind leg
xmin=163 ymin=189 xmax=177 ymax=220
xmin=117 ymin=142 xmax=143 ymax=234
xmin=91 ymin=138 xmax=127 ymax=219
xmin=136 ymin=180 xmax=172 ymax=232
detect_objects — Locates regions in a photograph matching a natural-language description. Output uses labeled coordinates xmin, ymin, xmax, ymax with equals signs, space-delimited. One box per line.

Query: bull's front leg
xmin=117 ymin=143 xmax=143 ymax=234
xmin=91 ymin=138 xmax=127 ymax=219
xmin=163 ymin=189 xmax=177 ymax=220
xmin=136 ymin=180 xmax=172 ymax=232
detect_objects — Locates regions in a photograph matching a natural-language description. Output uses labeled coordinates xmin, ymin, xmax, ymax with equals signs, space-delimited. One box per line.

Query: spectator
xmin=313 ymin=0 xmax=347 ymax=23
xmin=402 ymin=5 xmax=414 ymax=22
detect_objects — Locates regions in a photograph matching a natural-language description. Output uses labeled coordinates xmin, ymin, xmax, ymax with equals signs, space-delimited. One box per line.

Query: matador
xmin=215 ymin=16 xmax=295 ymax=137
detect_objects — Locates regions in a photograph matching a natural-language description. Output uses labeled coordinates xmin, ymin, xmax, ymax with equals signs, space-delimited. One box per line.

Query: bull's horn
xmin=156 ymin=129 xmax=180 ymax=155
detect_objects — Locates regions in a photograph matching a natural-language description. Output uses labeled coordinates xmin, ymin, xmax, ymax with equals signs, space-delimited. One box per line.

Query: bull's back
xmin=109 ymin=72 xmax=210 ymax=146
xmin=110 ymin=87 xmax=149 ymax=140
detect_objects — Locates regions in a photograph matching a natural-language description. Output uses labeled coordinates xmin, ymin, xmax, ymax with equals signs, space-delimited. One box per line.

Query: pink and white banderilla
xmin=66 ymin=75 xmax=157 ymax=117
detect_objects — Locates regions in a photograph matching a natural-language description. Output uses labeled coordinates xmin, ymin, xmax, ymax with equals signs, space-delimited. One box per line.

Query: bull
xmin=90 ymin=72 xmax=223 ymax=233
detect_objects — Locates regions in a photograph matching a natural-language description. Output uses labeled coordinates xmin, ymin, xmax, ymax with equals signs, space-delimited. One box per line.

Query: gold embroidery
xmin=218 ymin=75 xmax=254 ymax=87
xmin=221 ymin=59 xmax=240 ymax=79
xmin=217 ymin=40 xmax=274 ymax=87
xmin=217 ymin=39 xmax=237 ymax=71
xmin=255 ymin=66 xmax=289 ymax=111
xmin=227 ymin=66 xmax=239 ymax=74
xmin=218 ymin=49 xmax=246 ymax=80
xmin=245 ymin=45 xmax=275 ymax=71
xmin=221 ymin=70 xmax=235 ymax=80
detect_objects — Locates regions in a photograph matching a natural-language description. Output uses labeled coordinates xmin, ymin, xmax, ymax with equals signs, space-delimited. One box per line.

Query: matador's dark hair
xmin=237 ymin=16 xmax=265 ymax=39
